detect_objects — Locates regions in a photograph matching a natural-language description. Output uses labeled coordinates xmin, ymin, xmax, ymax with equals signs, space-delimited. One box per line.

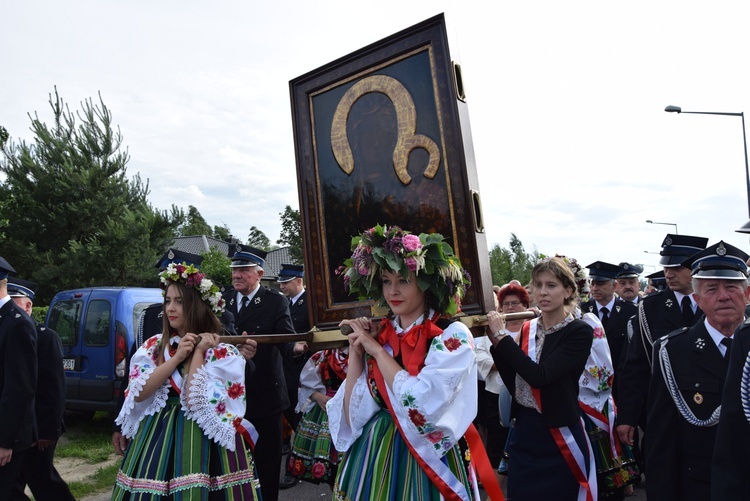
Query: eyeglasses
xmin=501 ymin=300 xmax=522 ymax=308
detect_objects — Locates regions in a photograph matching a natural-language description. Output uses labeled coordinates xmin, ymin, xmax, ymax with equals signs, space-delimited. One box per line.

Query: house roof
xmin=170 ymin=235 xmax=231 ymax=256
xmin=169 ymin=236 xmax=292 ymax=281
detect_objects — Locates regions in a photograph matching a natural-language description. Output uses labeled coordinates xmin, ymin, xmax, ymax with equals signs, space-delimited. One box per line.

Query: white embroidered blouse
xmin=115 ymin=334 xmax=248 ymax=451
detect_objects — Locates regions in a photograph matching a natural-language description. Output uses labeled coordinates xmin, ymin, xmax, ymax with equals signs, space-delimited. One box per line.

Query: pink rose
xmin=311 ymin=462 xmax=326 ymax=478
xmin=405 ymin=256 xmax=418 ymax=272
xmin=426 ymin=430 xmax=444 ymax=443
xmin=402 ymin=234 xmax=422 ymax=252
xmin=215 ymin=402 xmax=226 ymax=414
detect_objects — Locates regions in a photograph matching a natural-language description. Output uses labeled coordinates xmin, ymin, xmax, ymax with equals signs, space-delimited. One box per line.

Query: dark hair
xmin=497 ymin=282 xmax=531 ymax=308
xmin=531 ymin=257 xmax=578 ymax=307
xmin=158 ymin=281 xmax=221 ymax=362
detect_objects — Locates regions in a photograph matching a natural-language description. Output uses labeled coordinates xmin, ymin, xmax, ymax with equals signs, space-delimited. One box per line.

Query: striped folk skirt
xmin=333 ymin=409 xmax=474 ymax=501
xmin=287 ymin=404 xmax=339 ymax=486
xmin=112 ymin=398 xmax=261 ymax=500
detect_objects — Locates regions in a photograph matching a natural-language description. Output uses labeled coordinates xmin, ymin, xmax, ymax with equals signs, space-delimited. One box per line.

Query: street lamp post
xmin=664 ymin=105 xmax=750 ymax=232
xmin=646 ymin=220 xmax=678 ymax=234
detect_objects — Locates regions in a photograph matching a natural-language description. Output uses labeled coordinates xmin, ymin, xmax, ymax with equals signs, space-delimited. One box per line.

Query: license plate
xmin=62 ymin=358 xmax=76 ymax=371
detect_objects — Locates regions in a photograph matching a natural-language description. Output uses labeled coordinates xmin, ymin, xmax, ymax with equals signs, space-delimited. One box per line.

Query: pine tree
xmin=0 ymin=88 xmax=180 ymax=303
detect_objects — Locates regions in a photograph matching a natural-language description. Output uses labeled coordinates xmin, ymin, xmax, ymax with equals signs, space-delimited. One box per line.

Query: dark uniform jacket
xmin=223 ymin=286 xmax=295 ymax=419
xmin=646 ymin=321 xmax=726 ymax=501
xmin=492 ymin=319 xmax=593 ymax=428
xmin=617 ymin=289 xmax=703 ymax=427
xmin=34 ymin=324 xmax=66 ymax=440
xmin=711 ymin=320 xmax=750 ymax=500
xmin=0 ymin=300 xmax=37 ymax=453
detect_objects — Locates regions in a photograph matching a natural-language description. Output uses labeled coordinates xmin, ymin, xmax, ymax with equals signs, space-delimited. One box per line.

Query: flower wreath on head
xmin=159 ymin=262 xmax=226 ymax=315
xmin=537 ymin=254 xmax=590 ymax=301
xmin=337 ymin=224 xmax=471 ymax=316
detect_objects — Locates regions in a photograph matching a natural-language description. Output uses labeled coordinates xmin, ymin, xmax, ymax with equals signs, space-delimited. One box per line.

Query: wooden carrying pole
xmin=216 ymin=310 xmax=538 ymax=351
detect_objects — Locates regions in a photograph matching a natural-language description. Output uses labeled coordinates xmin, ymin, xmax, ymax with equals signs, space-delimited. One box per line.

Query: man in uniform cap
xmin=712 ymin=255 xmax=750 ymax=499
xmin=616 ymin=262 xmax=644 ymax=305
xmin=276 ymin=264 xmax=312 ymax=490
xmin=223 ymin=246 xmax=296 ymax=501
xmin=7 ymin=278 xmax=74 ymax=500
xmin=617 ymin=234 xmax=708 ymax=454
xmin=647 ymin=241 xmax=749 ymax=500
xmin=581 ymin=261 xmax=637 ymax=396
xmin=0 ymin=257 xmax=37 ymax=498
xmin=644 ymin=270 xmax=667 ymax=294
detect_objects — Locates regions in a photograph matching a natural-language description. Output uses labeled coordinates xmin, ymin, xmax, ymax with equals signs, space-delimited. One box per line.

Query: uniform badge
xmin=693 ymin=392 xmax=704 ymax=404
xmin=254 ymin=297 xmax=262 ymax=305
xmin=665 ymin=236 xmax=673 ymax=246
xmin=666 ymin=298 xmax=674 ymax=308
xmin=167 ymin=249 xmax=175 ymax=260
xmin=717 ymin=242 xmax=727 ymax=256
xmin=298 ymin=299 xmax=304 ymax=306
xmin=15 ymin=313 xmax=21 ymax=318
xmin=695 ymin=337 xmax=706 ymax=350
xmin=229 ymin=298 xmax=235 ymax=306
xmin=616 ymin=305 xmax=621 ymax=313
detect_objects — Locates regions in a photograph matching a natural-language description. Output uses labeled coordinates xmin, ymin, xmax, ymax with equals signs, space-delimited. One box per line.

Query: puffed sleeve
xmin=327 ymin=369 xmax=381 ymax=452
xmin=388 ymin=322 xmax=477 ymax=458
xmin=296 ymin=351 xmax=326 ymax=414
xmin=182 ymin=343 xmax=246 ymax=451
xmin=579 ymin=312 xmax=614 ymax=412
xmin=115 ymin=335 xmax=168 ymax=439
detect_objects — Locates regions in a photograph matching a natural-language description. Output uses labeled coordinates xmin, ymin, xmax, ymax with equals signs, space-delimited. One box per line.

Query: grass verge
xmin=55 ymin=411 xmax=119 ymax=499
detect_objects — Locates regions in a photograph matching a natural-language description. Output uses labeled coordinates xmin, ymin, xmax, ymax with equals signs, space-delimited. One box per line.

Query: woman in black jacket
xmin=488 ymin=256 xmax=595 ymax=500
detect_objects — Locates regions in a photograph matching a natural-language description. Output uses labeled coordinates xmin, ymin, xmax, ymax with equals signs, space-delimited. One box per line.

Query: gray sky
xmin=3 ymin=1 xmax=750 ymax=276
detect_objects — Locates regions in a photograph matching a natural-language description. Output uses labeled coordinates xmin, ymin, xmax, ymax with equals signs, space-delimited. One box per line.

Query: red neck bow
xmin=378 ymin=315 xmax=444 ymax=376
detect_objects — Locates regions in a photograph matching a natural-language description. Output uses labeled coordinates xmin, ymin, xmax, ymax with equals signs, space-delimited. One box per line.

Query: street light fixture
xmin=645 ymin=220 xmax=678 ymax=234
xmin=665 ymin=105 xmax=750 ymax=232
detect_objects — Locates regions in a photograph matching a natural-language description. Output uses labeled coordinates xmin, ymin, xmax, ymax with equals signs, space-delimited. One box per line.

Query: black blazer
xmin=491 ymin=319 xmax=593 ymax=428
xmin=34 ymin=324 xmax=66 ymax=440
xmin=223 ymin=286 xmax=295 ymax=418
xmin=0 ymin=300 xmax=38 ymax=451
xmin=289 ymin=290 xmax=310 ymax=334
xmin=712 ymin=320 xmax=750 ymax=500
xmin=647 ymin=321 xmax=726 ymax=501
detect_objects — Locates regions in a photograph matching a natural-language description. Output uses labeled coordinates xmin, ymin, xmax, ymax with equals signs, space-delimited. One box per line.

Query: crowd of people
xmin=2 ymin=224 xmax=750 ymax=501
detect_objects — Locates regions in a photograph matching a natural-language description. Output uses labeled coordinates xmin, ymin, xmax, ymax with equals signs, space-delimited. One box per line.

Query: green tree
xmin=488 ymin=233 xmax=538 ymax=287
xmin=247 ymin=226 xmax=270 ymax=250
xmin=277 ymin=205 xmax=303 ymax=264
xmin=0 ymin=88 xmax=180 ymax=303
xmin=178 ymin=205 xmax=212 ymax=236
xmin=200 ymin=248 xmax=232 ymax=288
xmin=213 ymin=223 xmax=232 ymax=241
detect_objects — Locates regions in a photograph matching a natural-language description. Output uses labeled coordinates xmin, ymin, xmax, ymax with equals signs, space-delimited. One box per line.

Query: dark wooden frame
xmin=290 ymin=14 xmax=493 ymax=329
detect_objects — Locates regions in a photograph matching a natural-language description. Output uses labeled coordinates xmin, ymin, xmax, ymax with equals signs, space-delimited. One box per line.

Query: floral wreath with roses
xmin=159 ymin=262 xmax=225 ymax=315
xmin=337 ymin=224 xmax=471 ymax=316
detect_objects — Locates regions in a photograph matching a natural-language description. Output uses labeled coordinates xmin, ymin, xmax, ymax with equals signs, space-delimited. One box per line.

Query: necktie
xmin=681 ymin=296 xmax=694 ymax=325
xmin=241 ymin=295 xmax=249 ymax=312
xmin=600 ymin=306 xmax=609 ymax=324
xmin=721 ymin=337 xmax=732 ymax=358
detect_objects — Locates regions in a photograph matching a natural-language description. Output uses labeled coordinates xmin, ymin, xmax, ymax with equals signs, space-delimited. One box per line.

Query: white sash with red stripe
xmin=523 ymin=320 xmax=597 ymax=501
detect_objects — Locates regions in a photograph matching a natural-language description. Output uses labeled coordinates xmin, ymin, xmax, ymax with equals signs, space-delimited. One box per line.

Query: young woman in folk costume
xmin=487 ymin=256 xmax=597 ymax=500
xmin=328 ymin=224 xmax=492 ymax=501
xmin=112 ymin=263 xmax=261 ymax=500
xmin=286 ymin=347 xmax=348 ymax=487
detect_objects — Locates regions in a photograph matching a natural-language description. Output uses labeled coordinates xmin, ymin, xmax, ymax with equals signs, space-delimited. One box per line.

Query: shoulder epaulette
xmin=664 ymin=326 xmax=689 ymax=341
